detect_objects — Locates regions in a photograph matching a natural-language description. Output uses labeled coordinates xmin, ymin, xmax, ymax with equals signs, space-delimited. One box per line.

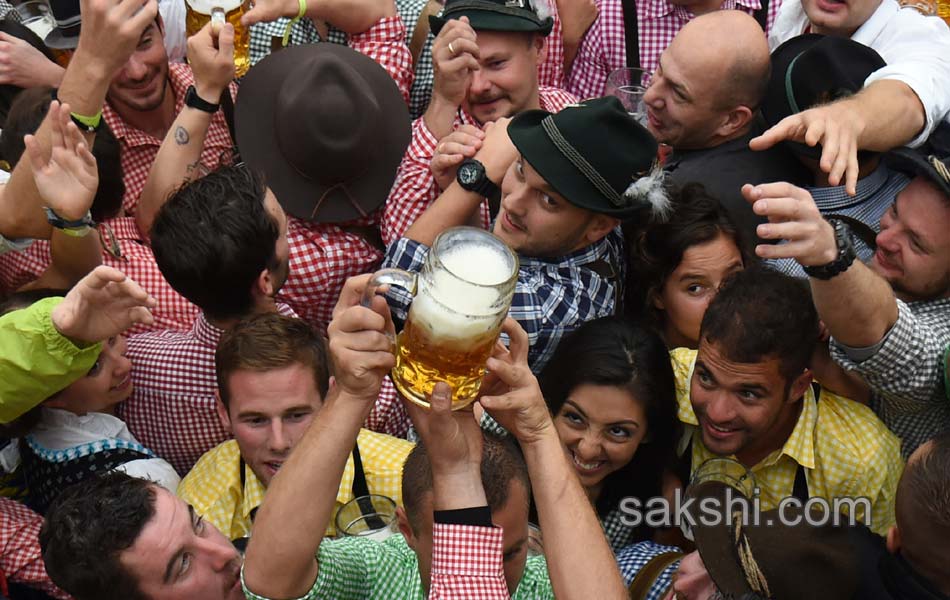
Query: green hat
xmin=507 ymin=96 xmax=666 ymax=219
xmin=429 ymin=0 xmax=554 ymax=37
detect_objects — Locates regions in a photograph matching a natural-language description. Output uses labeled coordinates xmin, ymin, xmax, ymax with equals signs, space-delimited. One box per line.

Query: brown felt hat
xmin=235 ymin=43 xmax=410 ymax=223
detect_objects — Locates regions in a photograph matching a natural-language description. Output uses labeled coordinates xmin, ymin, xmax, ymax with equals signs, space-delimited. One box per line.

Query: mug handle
xmin=360 ymin=268 xmax=418 ymax=308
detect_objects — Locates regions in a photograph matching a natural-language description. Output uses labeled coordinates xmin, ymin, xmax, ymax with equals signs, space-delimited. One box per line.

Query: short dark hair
xmin=150 ymin=164 xmax=279 ymax=321
xmin=896 ymin=432 xmax=950 ymax=592
xmin=216 ymin=313 xmax=330 ymax=408
xmin=0 ymin=86 xmax=125 ymax=221
xmin=700 ymin=265 xmax=818 ymax=383
xmin=540 ymin=316 xmax=679 ymax=520
xmin=625 ymin=183 xmax=751 ymax=330
xmin=40 ymin=472 xmax=156 ymax=600
xmin=401 ymin=432 xmax=530 ymax=534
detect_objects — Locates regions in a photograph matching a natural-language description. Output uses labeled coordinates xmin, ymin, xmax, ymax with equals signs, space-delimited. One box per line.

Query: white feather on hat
xmin=623 ymin=165 xmax=672 ymax=222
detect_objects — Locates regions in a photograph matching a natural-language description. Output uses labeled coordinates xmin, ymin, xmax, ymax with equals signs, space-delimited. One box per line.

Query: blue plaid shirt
xmin=768 ymin=166 xmax=910 ymax=278
xmin=383 ymin=231 xmax=624 ymax=373
xmin=616 ymin=541 xmax=682 ymax=599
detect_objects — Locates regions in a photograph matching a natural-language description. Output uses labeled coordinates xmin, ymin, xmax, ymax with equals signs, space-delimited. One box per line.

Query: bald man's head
xmin=644 ymin=11 xmax=771 ymax=148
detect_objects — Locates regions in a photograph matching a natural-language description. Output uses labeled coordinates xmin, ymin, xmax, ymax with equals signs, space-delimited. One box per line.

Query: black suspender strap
xmin=351 ymin=442 xmax=388 ymax=530
xmin=219 ymin=88 xmax=241 ymax=165
xmin=752 ymin=0 xmax=770 ymax=31
xmin=622 ymin=0 xmax=640 ymax=70
xmin=791 ymin=382 xmax=822 ymax=502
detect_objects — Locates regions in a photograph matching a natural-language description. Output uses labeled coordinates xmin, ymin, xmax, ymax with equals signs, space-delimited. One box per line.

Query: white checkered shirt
xmin=831 ymin=297 xmax=950 ymax=457
xmin=120 ymin=304 xmax=297 ymax=475
xmin=381 ymin=86 xmax=578 ymax=247
xmin=103 ymin=64 xmax=237 ymax=217
xmin=565 ymin=0 xmax=781 ymax=100
xmin=0 ymin=217 xmax=199 ymax=335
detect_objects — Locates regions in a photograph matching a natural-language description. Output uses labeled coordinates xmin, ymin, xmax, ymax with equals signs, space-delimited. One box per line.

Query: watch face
xmin=458 ymin=162 xmax=480 ymax=185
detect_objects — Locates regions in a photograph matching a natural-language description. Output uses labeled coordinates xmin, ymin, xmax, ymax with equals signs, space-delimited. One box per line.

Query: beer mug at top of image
xmin=185 ymin=0 xmax=251 ymax=78
xmin=362 ymin=227 xmax=519 ymax=410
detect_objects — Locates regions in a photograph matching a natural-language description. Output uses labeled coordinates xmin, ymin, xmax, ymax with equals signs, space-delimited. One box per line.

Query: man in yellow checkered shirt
xmin=672 ymin=265 xmax=903 ymax=535
xmin=177 ymin=313 xmax=413 ymax=540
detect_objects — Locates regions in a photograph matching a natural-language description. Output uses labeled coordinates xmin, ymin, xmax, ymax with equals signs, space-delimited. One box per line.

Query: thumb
xmin=430 ymin=382 xmax=452 ymax=414
xmin=218 ymin=23 xmax=235 ymax=58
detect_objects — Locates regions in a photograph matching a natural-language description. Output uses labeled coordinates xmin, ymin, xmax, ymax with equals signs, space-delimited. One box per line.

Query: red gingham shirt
xmin=565 ymin=0 xmax=782 ymax=100
xmin=0 ymin=217 xmax=199 ymax=335
xmin=120 ymin=304 xmax=297 ymax=475
xmin=381 ymin=86 xmax=578 ymax=246
xmin=275 ymin=17 xmax=416 ymax=331
xmin=538 ymin=0 xmax=565 ymax=90
xmin=103 ymin=63 xmax=238 ymax=217
xmin=0 ymin=498 xmax=71 ymax=600
xmin=429 ymin=523 xmax=508 ymax=599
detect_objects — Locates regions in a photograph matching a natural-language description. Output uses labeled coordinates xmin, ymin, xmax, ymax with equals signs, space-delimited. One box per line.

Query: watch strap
xmin=803 ymin=219 xmax=857 ymax=280
xmin=458 ymin=159 xmax=500 ymax=199
xmin=185 ymin=85 xmax=220 ymax=113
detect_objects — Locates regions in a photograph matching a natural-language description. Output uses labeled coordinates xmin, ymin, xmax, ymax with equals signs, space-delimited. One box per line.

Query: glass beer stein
xmin=363 ymin=227 xmax=519 ymax=410
xmin=185 ymin=0 xmax=251 ymax=78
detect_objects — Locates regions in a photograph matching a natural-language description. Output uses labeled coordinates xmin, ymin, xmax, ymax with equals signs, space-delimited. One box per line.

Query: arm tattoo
xmin=175 ymin=126 xmax=190 ymax=145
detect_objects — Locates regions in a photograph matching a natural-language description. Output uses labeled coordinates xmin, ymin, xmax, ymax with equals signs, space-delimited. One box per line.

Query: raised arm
xmin=742 ymin=182 xmax=898 ymax=347
xmin=480 ymin=319 xmax=627 ymax=600
xmin=403 ymin=118 xmax=516 ymax=246
xmin=0 ymin=0 xmax=157 ymax=239
xmin=750 ymin=79 xmax=925 ymax=197
xmin=242 ymin=274 xmax=396 ymax=599
xmin=136 ymin=22 xmax=236 ymax=236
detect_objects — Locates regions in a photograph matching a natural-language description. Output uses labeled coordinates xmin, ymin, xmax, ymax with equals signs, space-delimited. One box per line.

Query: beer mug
xmin=363 ymin=227 xmax=519 ymax=410
xmin=185 ymin=0 xmax=251 ymax=78
xmin=335 ymin=495 xmax=398 ymax=542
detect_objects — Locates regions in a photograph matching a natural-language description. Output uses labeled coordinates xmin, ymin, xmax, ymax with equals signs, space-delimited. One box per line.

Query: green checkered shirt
xmin=242 ymin=533 xmax=554 ymax=600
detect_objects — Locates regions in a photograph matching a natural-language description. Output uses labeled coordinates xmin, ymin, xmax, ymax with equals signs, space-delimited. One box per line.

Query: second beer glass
xmin=363 ymin=227 xmax=519 ymax=410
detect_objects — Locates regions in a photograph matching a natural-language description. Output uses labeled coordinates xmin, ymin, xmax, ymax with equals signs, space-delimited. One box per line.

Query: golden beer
xmin=365 ymin=228 xmax=519 ymax=410
xmin=185 ymin=0 xmax=251 ymax=78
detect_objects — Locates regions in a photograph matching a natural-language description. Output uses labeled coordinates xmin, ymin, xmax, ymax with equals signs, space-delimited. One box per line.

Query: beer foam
xmin=439 ymin=244 xmax=514 ymax=286
xmin=187 ymin=0 xmax=242 ymax=14
xmin=408 ymin=242 xmax=515 ymax=340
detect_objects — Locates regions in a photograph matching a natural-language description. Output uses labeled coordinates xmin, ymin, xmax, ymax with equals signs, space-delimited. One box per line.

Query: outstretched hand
xmin=26 ymin=101 xmax=98 ymax=222
xmin=51 ymin=266 xmax=157 ymax=343
xmin=742 ymin=182 xmax=838 ymax=267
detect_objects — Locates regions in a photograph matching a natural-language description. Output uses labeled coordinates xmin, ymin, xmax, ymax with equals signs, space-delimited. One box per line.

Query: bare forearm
xmin=851 ymin=80 xmax=926 ymax=151
xmin=403 ymin=182 xmax=483 ymax=246
xmin=243 ymin=389 xmax=372 ymax=598
xmin=423 ymin=95 xmax=461 ymax=144
xmin=809 ymin=261 xmax=899 ymax=348
xmin=433 ymin=468 xmax=487 ymax=511
xmin=137 ymin=108 xmax=213 ymax=235
xmin=45 ymin=230 xmax=102 ymax=288
xmin=521 ymin=431 xmax=626 ymax=600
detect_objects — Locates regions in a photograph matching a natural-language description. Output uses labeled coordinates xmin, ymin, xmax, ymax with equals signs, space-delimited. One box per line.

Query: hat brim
xmin=44 ymin=26 xmax=80 ymax=50
xmin=235 ymin=44 xmax=410 ymax=223
xmin=429 ymin=13 xmax=553 ymax=36
xmin=884 ymin=147 xmax=950 ymax=199
xmin=508 ymin=108 xmax=641 ymax=218
xmin=688 ymin=481 xmax=755 ymax=597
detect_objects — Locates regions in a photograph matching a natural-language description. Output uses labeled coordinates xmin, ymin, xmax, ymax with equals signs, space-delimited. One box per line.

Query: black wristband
xmin=434 ymin=506 xmax=494 ymax=527
xmin=185 ymin=85 xmax=220 ymax=113
xmin=803 ymin=218 xmax=857 ymax=281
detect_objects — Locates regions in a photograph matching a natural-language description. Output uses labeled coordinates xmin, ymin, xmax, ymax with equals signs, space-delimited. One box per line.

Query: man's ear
xmin=788 ymin=368 xmax=814 ymax=403
xmin=256 ymin=266 xmax=278 ymax=299
xmin=534 ymin=34 xmax=547 ymax=65
xmin=714 ymin=105 xmax=754 ymax=140
xmin=215 ymin=391 xmax=232 ymax=433
xmin=396 ymin=507 xmax=416 ymax=549
xmin=585 ymin=215 xmax=620 ymax=246
xmin=886 ymin=525 xmax=902 ymax=554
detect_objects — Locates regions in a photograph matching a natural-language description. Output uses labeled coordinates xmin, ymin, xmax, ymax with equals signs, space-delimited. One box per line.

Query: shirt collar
xmin=192 ymin=312 xmax=225 ymax=348
xmin=517 ymin=229 xmax=621 ymax=269
xmin=806 ymin=165 xmax=892 ymax=211
xmin=241 ymin=458 xmax=267 ymax=520
xmin=98 ymin=216 xmax=144 ymax=241
xmin=851 ymin=0 xmax=898 ymax=46
xmin=645 ymin=0 xmax=762 ymax=19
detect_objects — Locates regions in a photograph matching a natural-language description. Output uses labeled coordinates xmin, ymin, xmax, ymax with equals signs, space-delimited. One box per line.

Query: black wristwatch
xmin=456 ymin=159 xmax=500 ymax=199
xmin=184 ymin=85 xmax=220 ymax=113
xmin=803 ymin=218 xmax=857 ymax=280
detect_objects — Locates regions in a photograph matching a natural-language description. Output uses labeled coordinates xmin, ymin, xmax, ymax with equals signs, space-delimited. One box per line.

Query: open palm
xmin=26 ymin=101 xmax=98 ymax=221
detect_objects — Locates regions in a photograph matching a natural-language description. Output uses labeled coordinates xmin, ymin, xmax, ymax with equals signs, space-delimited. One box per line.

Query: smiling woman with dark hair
xmin=537 ymin=316 xmax=680 ymax=551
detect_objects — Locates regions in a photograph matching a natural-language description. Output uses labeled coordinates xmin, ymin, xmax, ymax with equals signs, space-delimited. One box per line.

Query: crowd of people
xmin=0 ymin=0 xmax=948 ymax=596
